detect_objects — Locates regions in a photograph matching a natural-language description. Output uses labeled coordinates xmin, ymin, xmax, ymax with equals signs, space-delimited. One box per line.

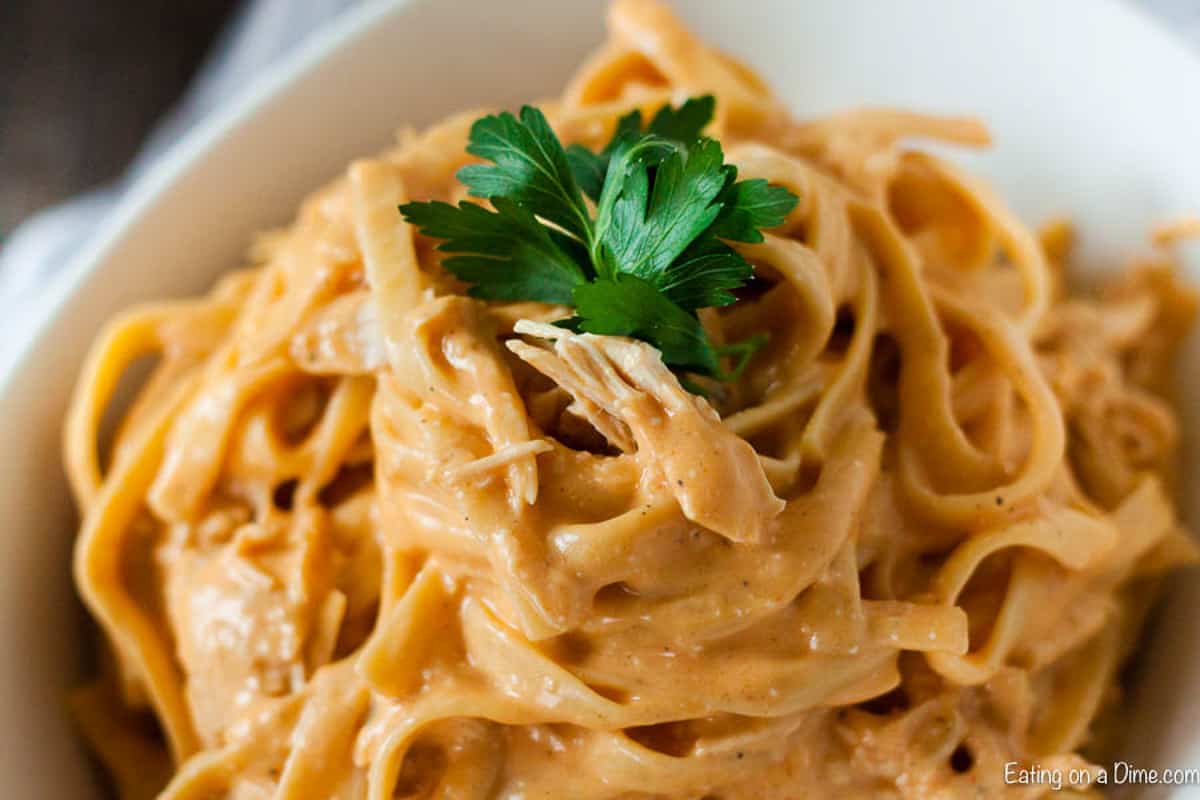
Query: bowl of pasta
xmin=2 ymin=0 xmax=1200 ymax=797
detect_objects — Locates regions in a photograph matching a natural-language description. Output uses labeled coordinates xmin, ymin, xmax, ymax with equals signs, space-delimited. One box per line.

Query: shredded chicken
xmin=507 ymin=320 xmax=784 ymax=543
xmin=397 ymin=297 xmax=543 ymax=508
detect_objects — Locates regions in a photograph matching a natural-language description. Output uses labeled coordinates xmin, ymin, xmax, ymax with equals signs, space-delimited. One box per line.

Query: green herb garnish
xmin=399 ymin=96 xmax=798 ymax=382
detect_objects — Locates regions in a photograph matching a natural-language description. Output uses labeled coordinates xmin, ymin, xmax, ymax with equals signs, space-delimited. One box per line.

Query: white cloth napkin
xmin=0 ymin=0 xmax=1195 ymax=322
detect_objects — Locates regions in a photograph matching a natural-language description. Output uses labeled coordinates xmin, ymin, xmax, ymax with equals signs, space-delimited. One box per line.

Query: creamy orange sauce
xmin=65 ymin=1 xmax=1197 ymax=798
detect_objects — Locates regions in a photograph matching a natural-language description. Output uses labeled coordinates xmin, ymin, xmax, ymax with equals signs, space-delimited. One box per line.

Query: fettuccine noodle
xmin=66 ymin=2 xmax=1199 ymax=798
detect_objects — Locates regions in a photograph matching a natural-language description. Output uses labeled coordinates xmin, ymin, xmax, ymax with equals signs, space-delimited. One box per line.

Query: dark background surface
xmin=0 ymin=0 xmax=241 ymax=237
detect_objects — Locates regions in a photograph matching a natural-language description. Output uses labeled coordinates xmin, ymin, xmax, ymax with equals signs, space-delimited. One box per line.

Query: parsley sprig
xmin=399 ymin=96 xmax=797 ymax=381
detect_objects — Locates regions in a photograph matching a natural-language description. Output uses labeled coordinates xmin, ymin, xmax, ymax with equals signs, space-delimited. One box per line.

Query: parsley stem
xmin=713 ymin=333 xmax=769 ymax=382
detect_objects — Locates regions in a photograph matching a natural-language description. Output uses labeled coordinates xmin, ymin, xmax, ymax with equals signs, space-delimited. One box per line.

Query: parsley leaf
xmin=646 ymin=95 xmax=716 ymax=142
xmin=399 ymin=96 xmax=799 ymax=388
xmin=597 ymin=137 xmax=727 ymax=283
xmin=564 ymin=144 xmax=607 ymax=202
xmin=568 ymin=95 xmax=716 ymax=202
xmin=457 ymin=106 xmax=593 ymax=243
xmin=710 ymin=176 xmax=799 ymax=243
xmin=656 ymin=237 xmax=752 ymax=311
xmin=398 ymin=198 xmax=587 ymax=304
xmin=572 ymin=274 xmax=719 ymax=375
xmin=566 ymin=110 xmax=641 ymax=201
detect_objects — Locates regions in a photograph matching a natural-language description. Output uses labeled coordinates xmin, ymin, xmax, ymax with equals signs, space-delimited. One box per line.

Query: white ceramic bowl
xmin=2 ymin=0 xmax=1198 ymax=796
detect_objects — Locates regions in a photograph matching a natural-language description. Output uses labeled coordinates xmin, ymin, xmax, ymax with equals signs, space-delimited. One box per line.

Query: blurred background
xmin=0 ymin=0 xmax=1198 ymax=254
xmin=0 ymin=1 xmax=240 ymax=236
